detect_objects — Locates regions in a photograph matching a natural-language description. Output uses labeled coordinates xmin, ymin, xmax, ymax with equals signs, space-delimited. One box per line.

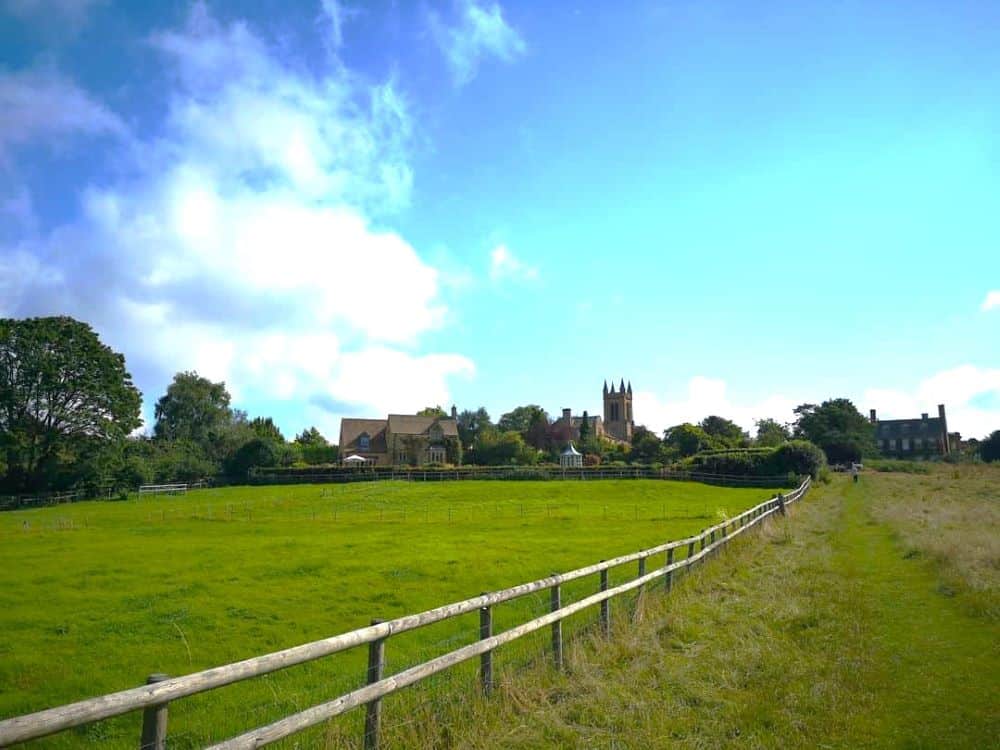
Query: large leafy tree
xmin=663 ymin=423 xmax=714 ymax=458
xmin=153 ymin=371 xmax=232 ymax=447
xmin=498 ymin=405 xmax=549 ymax=434
xmin=981 ymin=430 xmax=1000 ymax=463
xmin=699 ymin=415 xmax=748 ymax=447
xmin=0 ymin=317 xmax=142 ymax=492
xmin=294 ymin=427 xmax=328 ymax=446
xmin=249 ymin=416 xmax=284 ymax=443
xmin=755 ymin=418 xmax=791 ymax=447
xmin=793 ymin=399 xmax=876 ymax=463
xmin=456 ymin=407 xmax=492 ymax=447
xmin=629 ymin=425 xmax=662 ymax=463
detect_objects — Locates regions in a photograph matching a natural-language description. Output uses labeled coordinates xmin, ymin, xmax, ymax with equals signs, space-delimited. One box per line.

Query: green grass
xmin=427 ymin=466 xmax=1000 ymax=749
xmin=0 ymin=479 xmax=777 ymax=748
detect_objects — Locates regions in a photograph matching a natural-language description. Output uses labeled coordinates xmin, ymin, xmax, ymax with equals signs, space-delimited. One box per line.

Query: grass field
xmin=0 ymin=478 xmax=778 ymax=748
xmin=425 ymin=465 xmax=999 ymax=749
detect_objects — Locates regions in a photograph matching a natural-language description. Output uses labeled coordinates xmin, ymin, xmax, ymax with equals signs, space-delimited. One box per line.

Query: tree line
xmin=3 ymin=316 xmax=998 ymax=495
xmin=1 ymin=318 xmax=336 ymax=495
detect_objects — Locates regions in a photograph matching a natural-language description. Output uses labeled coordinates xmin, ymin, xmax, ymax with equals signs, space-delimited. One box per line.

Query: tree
xmin=498 ymin=405 xmax=549 ymax=434
xmin=249 ymin=416 xmax=284 ymax=442
xmin=294 ymin=427 xmax=328 ymax=446
xmin=793 ymin=399 xmax=876 ymax=463
xmin=417 ymin=406 xmax=448 ymax=418
xmin=0 ymin=317 xmax=142 ymax=492
xmin=153 ymin=371 xmax=232 ymax=447
xmin=224 ymin=438 xmax=280 ymax=480
xmin=456 ymin=407 xmax=492 ymax=448
xmin=629 ymin=425 xmax=662 ymax=463
xmin=699 ymin=416 xmax=747 ymax=447
xmin=663 ymin=423 xmax=714 ymax=458
xmin=755 ymin=418 xmax=791 ymax=447
xmin=579 ymin=411 xmax=590 ymax=441
xmin=981 ymin=430 xmax=1000 ymax=463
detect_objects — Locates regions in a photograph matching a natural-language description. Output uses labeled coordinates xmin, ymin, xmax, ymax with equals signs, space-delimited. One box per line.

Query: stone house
xmin=869 ymin=404 xmax=960 ymax=457
xmin=339 ymin=408 xmax=461 ymax=466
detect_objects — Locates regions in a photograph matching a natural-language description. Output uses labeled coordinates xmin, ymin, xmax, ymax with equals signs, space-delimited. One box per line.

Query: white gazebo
xmin=560 ymin=442 xmax=583 ymax=468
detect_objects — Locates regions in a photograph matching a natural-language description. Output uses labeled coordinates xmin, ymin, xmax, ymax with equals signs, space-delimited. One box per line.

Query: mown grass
xmin=410 ymin=465 xmax=1000 ymax=749
xmin=0 ymin=479 xmax=777 ymax=748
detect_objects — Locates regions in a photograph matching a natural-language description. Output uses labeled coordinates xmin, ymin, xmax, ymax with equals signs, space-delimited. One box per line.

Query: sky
xmin=1 ymin=0 xmax=998 ymax=442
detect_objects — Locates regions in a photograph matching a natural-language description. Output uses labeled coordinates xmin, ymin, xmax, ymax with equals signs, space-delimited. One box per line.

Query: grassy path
xmin=439 ymin=475 xmax=1000 ymax=749
xmin=833 ymin=479 xmax=997 ymax=747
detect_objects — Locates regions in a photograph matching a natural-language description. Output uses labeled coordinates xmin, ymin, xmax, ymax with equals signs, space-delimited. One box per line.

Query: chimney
xmin=562 ymin=408 xmax=571 ymax=422
xmin=869 ymin=409 xmax=877 ymax=424
xmin=451 ymin=404 xmax=458 ymax=420
xmin=921 ymin=413 xmax=928 ymax=420
xmin=938 ymin=404 xmax=949 ymax=454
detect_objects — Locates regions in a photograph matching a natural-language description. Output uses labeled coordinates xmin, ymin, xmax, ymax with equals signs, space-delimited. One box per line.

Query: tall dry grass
xmin=866 ymin=463 xmax=999 ymax=620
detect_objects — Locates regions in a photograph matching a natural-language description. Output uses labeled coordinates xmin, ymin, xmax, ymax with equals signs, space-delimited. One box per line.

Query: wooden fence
xmin=251 ymin=465 xmax=795 ymax=488
xmin=0 ymin=489 xmax=87 ymax=512
xmin=0 ymin=478 xmax=811 ymax=749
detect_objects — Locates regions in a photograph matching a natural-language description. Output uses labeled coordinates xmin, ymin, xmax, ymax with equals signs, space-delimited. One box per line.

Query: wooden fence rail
xmin=0 ymin=478 xmax=811 ymax=749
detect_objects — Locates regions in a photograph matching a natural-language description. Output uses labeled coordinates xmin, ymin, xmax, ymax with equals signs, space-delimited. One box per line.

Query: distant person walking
xmin=851 ymin=463 xmax=860 ymax=483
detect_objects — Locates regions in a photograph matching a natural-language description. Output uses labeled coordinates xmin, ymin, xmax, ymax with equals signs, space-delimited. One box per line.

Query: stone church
xmin=550 ymin=379 xmax=635 ymax=445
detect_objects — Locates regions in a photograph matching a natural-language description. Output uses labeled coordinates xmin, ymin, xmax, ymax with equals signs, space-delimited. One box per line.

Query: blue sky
xmin=1 ymin=0 xmax=998 ymax=440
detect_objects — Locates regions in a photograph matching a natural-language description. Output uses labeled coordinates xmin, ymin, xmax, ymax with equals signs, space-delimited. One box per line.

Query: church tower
xmin=603 ymin=379 xmax=634 ymax=443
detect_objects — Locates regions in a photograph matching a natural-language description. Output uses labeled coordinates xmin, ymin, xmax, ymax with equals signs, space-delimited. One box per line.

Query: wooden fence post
xmin=599 ymin=564 xmax=610 ymax=637
xmin=665 ymin=547 xmax=674 ymax=591
xmin=139 ymin=673 xmax=169 ymax=750
xmin=550 ymin=576 xmax=563 ymax=671
xmin=479 ymin=599 xmax=493 ymax=696
xmin=364 ymin=619 xmax=386 ymax=750
xmin=637 ymin=555 xmax=646 ymax=595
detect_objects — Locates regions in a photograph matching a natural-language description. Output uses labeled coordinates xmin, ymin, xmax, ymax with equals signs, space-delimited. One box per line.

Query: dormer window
xmin=358 ymin=433 xmax=370 ymax=451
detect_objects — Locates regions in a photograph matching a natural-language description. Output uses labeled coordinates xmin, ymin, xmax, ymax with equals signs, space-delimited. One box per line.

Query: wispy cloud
xmin=489 ymin=244 xmax=538 ymax=283
xmin=0 ymin=68 xmax=126 ymax=155
xmin=0 ymin=2 xmax=472 ymax=429
xmin=981 ymin=290 xmax=1000 ymax=311
xmin=431 ymin=0 xmax=525 ymax=86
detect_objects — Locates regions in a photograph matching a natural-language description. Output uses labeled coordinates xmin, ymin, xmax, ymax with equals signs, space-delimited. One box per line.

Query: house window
xmin=901 ymin=439 xmax=910 ymax=451
xmin=889 ymin=439 xmax=897 ymax=450
xmin=428 ymin=446 xmax=445 ymax=463
xmin=358 ymin=433 xmax=370 ymax=451
xmin=914 ymin=439 xmax=923 ymax=450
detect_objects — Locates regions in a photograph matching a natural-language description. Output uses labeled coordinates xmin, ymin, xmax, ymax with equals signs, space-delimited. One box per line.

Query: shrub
xmin=772 ymin=440 xmax=827 ymax=479
xmin=684 ymin=439 xmax=826 ymax=479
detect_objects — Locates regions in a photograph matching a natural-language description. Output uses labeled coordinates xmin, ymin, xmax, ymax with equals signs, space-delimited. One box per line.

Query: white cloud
xmin=634 ymin=376 xmax=799 ymax=437
xmin=489 ymin=243 xmax=538 ymax=282
xmin=0 ymin=69 xmax=125 ymax=155
xmin=1 ymin=3 xmax=471 ymax=432
xmin=432 ymin=0 xmax=526 ymax=85
xmin=981 ymin=290 xmax=1000 ymax=311
xmin=634 ymin=366 xmax=1000 ymax=442
xmin=864 ymin=365 xmax=1000 ymax=439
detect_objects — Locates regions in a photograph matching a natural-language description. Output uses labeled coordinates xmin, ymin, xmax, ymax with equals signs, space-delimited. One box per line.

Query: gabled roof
xmin=387 ymin=414 xmax=459 ymax=437
xmin=562 ymin=442 xmax=582 ymax=456
xmin=339 ymin=419 xmax=388 ymax=451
